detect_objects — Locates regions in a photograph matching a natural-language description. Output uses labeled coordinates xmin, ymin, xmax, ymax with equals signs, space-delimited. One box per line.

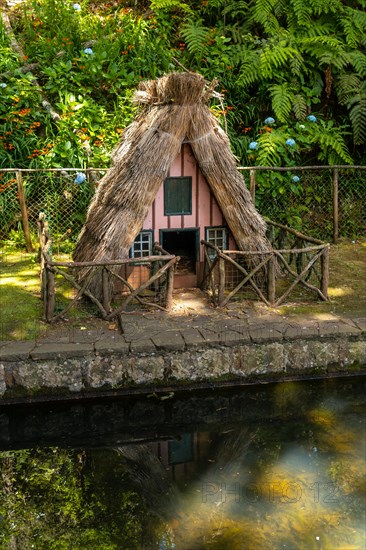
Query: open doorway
xmin=160 ymin=229 xmax=199 ymax=287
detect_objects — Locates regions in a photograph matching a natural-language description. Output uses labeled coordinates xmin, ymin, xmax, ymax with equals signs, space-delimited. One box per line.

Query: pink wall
xmin=142 ymin=144 xmax=235 ymax=260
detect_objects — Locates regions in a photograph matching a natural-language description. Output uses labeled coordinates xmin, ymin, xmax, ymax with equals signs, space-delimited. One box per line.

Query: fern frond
xmin=292 ymin=94 xmax=307 ymax=120
xmin=253 ymin=0 xmax=281 ymax=34
xmin=336 ymin=73 xmax=361 ymax=104
xmin=348 ymin=81 xmax=366 ymax=145
xmin=289 ymin=52 xmax=304 ymax=76
xmin=151 ymin=0 xmax=193 ymax=13
xmin=260 ymin=42 xmax=299 ymax=78
xmin=308 ymin=0 xmax=343 ymax=15
xmin=236 ymin=50 xmax=261 ymax=88
xmin=318 ymin=51 xmax=350 ymax=70
xmin=301 ymin=36 xmax=349 ymax=68
xmin=206 ymin=0 xmax=226 ymax=8
xmin=312 ymin=123 xmax=353 ymax=164
xmin=289 ymin=0 xmax=311 ymax=25
xmin=340 ymin=7 xmax=366 ymax=48
xmin=348 ymin=52 xmax=366 ymax=76
xmin=222 ymin=0 xmax=249 ymax=19
xmin=256 ymin=132 xmax=284 ymax=166
xmin=181 ymin=19 xmax=209 ymax=55
xmin=269 ymin=83 xmax=295 ymax=122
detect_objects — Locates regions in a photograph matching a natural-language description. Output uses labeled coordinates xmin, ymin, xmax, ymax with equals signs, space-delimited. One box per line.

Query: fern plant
xmin=181 ymin=18 xmax=209 ymax=56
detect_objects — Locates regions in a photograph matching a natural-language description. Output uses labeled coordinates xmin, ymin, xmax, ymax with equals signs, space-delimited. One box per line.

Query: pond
xmin=0 ymin=375 xmax=365 ymax=549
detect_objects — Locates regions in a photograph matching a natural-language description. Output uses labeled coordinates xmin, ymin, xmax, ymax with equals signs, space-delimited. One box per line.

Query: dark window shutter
xmin=164 ymin=177 xmax=192 ymax=215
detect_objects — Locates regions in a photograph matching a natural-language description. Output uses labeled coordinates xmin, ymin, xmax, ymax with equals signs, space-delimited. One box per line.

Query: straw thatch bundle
xmin=73 ymin=72 xmax=270 ymax=299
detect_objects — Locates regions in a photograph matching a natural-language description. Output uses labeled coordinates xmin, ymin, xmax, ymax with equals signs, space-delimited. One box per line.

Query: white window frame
xmin=205 ymin=226 xmax=228 ymax=255
xmin=130 ymin=231 xmax=153 ymax=258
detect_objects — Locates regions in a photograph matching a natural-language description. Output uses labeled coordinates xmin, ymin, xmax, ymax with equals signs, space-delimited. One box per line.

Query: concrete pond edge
xmin=0 ymin=318 xmax=365 ymax=404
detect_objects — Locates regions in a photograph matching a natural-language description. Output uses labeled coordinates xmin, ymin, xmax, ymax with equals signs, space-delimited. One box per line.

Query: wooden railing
xmin=201 ymin=220 xmax=330 ymax=308
xmin=38 ymin=214 xmax=179 ymax=322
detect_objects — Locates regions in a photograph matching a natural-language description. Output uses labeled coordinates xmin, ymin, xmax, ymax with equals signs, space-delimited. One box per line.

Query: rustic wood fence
xmin=39 ymin=214 xmax=179 ymax=322
xmin=201 ymin=220 xmax=329 ymax=307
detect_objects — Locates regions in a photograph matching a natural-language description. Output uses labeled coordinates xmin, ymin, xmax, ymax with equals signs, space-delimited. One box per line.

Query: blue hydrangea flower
xmin=0 ymin=83 xmax=7 ymax=88
xmin=83 ymin=48 xmax=94 ymax=55
xmin=286 ymin=138 xmax=296 ymax=147
xmin=292 ymin=175 xmax=300 ymax=183
xmin=73 ymin=3 xmax=81 ymax=10
xmin=249 ymin=141 xmax=258 ymax=150
xmin=307 ymin=114 xmax=317 ymax=122
xmin=264 ymin=117 xmax=275 ymax=125
xmin=74 ymin=172 xmax=86 ymax=184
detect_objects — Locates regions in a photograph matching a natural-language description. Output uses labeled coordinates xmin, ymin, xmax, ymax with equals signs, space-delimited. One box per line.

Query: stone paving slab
xmin=351 ymin=318 xmax=366 ymax=332
xmin=318 ymin=321 xmax=363 ymax=337
xmin=249 ymin=325 xmax=284 ymax=343
xmin=94 ymin=338 xmax=130 ymax=355
xmin=129 ymin=339 xmax=156 ymax=354
xmin=30 ymin=343 xmax=94 ymax=360
xmin=0 ymin=341 xmax=35 ymax=361
xmin=198 ymin=329 xmax=222 ymax=345
xmin=179 ymin=328 xmax=206 ymax=349
xmin=151 ymin=332 xmax=185 ymax=351
xmin=220 ymin=330 xmax=251 ymax=347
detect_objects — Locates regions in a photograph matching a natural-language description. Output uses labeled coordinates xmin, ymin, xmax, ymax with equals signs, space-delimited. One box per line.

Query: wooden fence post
xmin=250 ymin=169 xmax=256 ymax=203
xmin=321 ymin=246 xmax=330 ymax=300
xmin=165 ymin=263 xmax=175 ymax=310
xmin=333 ymin=168 xmax=339 ymax=244
xmin=16 ymin=171 xmax=33 ymax=252
xmin=102 ymin=267 xmax=111 ymax=313
xmin=46 ymin=267 xmax=55 ymax=322
xmin=218 ymin=254 xmax=225 ymax=306
xmin=267 ymin=254 xmax=276 ymax=305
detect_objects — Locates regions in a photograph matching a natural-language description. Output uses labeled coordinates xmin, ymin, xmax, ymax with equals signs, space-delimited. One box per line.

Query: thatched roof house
xmin=74 ymin=72 xmax=269 ymax=295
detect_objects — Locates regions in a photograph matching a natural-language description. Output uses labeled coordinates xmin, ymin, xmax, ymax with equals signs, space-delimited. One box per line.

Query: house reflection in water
xmin=148 ymin=431 xmax=213 ymax=484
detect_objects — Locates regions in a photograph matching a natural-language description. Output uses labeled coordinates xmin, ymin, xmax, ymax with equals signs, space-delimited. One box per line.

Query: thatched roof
xmin=73 ymin=72 xmax=269 ymax=293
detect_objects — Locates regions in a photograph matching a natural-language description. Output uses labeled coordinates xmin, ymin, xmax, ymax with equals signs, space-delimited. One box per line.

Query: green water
xmin=0 ymin=375 xmax=365 ymax=549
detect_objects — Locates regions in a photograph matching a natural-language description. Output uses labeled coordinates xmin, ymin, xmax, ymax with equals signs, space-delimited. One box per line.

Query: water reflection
xmin=0 ymin=376 xmax=365 ymax=549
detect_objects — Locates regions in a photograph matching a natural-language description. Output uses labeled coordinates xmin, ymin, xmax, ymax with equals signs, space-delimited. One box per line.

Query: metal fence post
xmin=332 ymin=168 xmax=339 ymax=244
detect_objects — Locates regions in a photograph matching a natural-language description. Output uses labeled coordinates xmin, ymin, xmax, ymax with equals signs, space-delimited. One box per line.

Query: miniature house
xmin=73 ymin=72 xmax=269 ymax=300
xmin=131 ymin=142 xmax=236 ymax=288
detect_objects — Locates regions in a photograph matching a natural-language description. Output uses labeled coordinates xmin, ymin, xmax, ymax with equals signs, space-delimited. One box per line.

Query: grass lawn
xmin=0 ymin=239 xmax=365 ymax=341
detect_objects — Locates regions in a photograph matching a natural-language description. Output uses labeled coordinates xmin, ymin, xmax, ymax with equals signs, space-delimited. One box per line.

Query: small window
xmin=130 ymin=231 xmax=152 ymax=258
xmin=206 ymin=227 xmax=228 ymax=251
xmin=164 ymin=176 xmax=192 ymax=215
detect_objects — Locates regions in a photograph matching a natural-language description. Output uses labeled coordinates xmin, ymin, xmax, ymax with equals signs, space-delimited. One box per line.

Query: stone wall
xmin=1 ymin=332 xmax=365 ymax=403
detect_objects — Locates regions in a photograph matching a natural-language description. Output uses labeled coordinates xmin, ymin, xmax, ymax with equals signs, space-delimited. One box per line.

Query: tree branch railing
xmin=201 ymin=223 xmax=330 ymax=307
xmin=38 ymin=214 xmax=179 ymax=322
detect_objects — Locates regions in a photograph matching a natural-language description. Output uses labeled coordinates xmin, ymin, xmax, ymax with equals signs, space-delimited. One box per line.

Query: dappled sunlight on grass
xmin=327 ymin=286 xmax=353 ymax=297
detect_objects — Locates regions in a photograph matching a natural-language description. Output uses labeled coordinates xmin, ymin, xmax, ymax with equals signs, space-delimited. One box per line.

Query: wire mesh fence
xmin=0 ymin=166 xmax=365 ymax=256
xmin=239 ymin=166 xmax=366 ymax=241
xmin=0 ymin=169 xmax=104 ymax=255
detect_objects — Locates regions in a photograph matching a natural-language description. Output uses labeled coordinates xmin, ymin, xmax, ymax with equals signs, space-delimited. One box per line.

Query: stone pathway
xmin=0 ymin=296 xmax=365 ymax=362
